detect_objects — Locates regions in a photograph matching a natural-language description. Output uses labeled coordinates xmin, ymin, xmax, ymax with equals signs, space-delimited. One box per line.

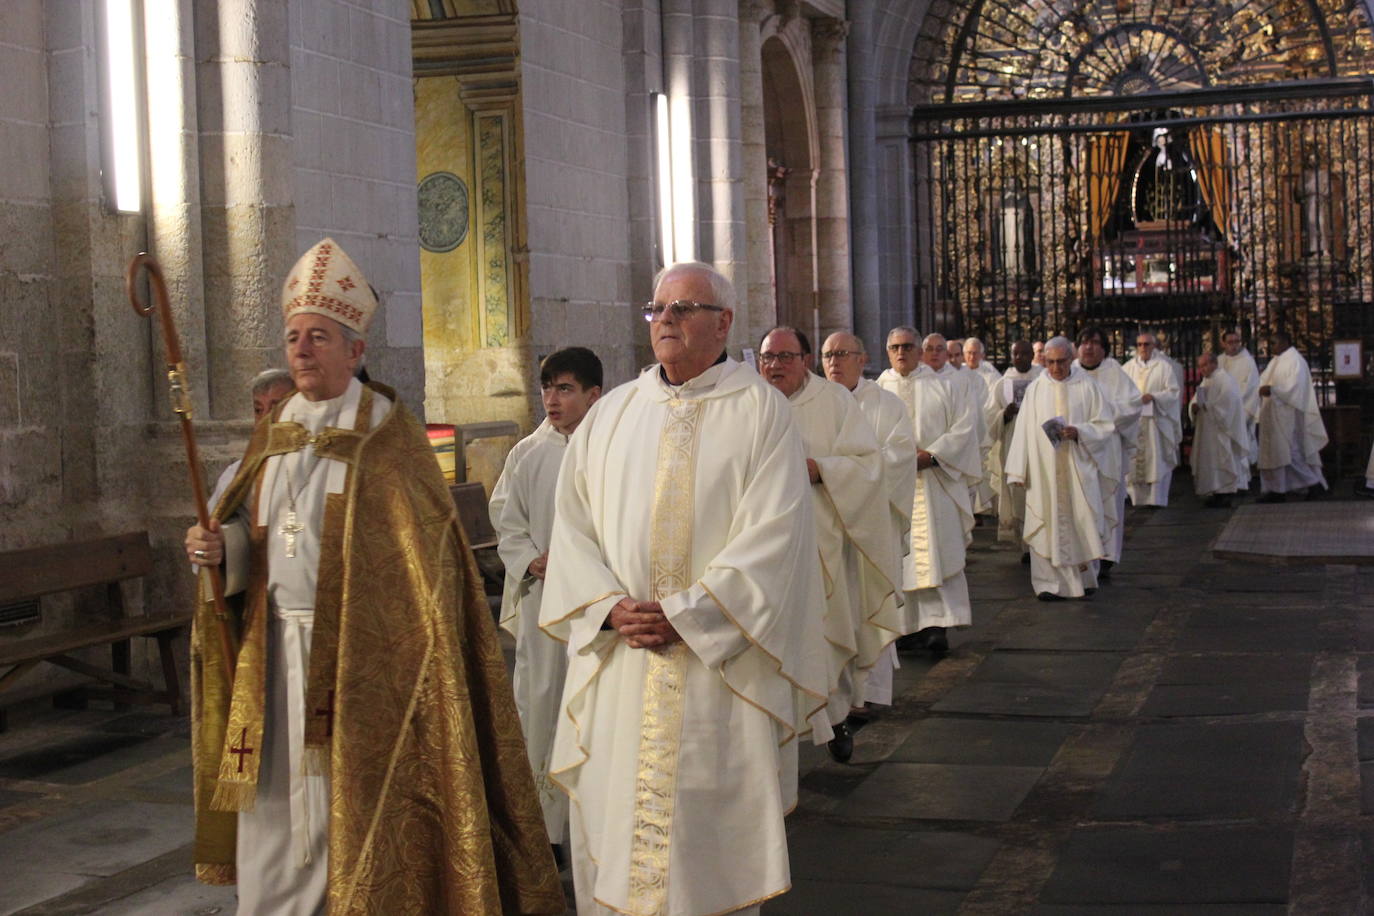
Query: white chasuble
xmin=789 ymin=375 xmax=899 ymax=721
xmin=1004 ymin=368 xmax=1117 ymax=597
xmin=1075 ymin=358 xmax=1140 ymax=563
xmin=1219 ymin=347 xmax=1261 ymax=464
xmin=1258 ymin=347 xmax=1329 ymax=494
xmin=489 ymin=419 xmax=570 ymax=843
xmin=541 ymin=359 xmax=830 ymax=916
xmin=878 ymin=366 xmax=978 ymax=629
xmin=939 ymin=364 xmax=991 ymax=512
xmin=223 ymin=377 xmax=392 ymax=916
xmin=1189 ymin=370 xmax=1250 ymax=496
xmin=984 ymin=365 xmax=1044 ymax=546
xmin=1121 ymin=355 xmax=1181 ymax=506
xmin=851 ymin=378 xmax=917 ymax=703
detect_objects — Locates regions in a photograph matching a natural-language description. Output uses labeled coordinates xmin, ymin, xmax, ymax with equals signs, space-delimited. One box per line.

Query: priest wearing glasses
xmin=183 ymin=238 xmax=562 ymax=914
xmin=541 ymin=261 xmax=831 ymax=916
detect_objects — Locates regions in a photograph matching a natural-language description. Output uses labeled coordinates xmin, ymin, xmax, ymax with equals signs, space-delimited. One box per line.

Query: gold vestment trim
xmin=627 ymin=398 xmax=701 ymax=915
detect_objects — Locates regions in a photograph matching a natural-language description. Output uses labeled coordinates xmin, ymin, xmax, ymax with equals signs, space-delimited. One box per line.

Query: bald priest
xmin=184 ymin=239 xmax=562 ymax=914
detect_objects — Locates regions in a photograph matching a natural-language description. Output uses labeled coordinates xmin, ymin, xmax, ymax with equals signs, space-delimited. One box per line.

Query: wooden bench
xmin=0 ymin=531 xmax=190 ymax=731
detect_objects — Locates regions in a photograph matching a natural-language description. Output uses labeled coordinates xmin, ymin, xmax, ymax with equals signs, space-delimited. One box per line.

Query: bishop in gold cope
xmin=183 ymin=238 xmax=562 ymax=914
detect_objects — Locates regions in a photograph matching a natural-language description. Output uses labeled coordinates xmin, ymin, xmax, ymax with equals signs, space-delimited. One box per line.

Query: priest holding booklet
xmin=1004 ymin=337 xmax=1119 ymax=600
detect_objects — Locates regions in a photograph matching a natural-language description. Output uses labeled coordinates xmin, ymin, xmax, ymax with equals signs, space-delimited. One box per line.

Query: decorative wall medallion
xmin=418 ymin=171 xmax=469 ymax=253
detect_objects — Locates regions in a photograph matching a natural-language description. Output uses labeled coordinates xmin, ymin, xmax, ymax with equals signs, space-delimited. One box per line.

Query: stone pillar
xmin=845 ymin=1 xmax=880 ymax=355
xmin=877 ymin=105 xmax=916 ymax=332
xmin=196 ymin=0 xmax=295 ymax=420
xmin=738 ymin=0 xmax=772 ymax=346
xmin=811 ymin=17 xmax=852 ymax=346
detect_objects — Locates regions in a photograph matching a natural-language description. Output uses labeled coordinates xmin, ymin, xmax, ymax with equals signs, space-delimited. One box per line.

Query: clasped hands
xmin=609 ymin=597 xmax=682 ymax=649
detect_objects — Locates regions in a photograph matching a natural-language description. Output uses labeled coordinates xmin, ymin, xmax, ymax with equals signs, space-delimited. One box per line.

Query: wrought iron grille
xmin=909 ymin=78 xmax=1374 ymax=412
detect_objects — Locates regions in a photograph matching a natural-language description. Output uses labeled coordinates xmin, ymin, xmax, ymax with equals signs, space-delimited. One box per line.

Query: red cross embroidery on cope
xmin=229 ymin=727 xmax=255 ymax=773
xmin=336 ymin=275 xmax=356 ymax=292
xmin=314 ymin=690 xmax=336 ymax=738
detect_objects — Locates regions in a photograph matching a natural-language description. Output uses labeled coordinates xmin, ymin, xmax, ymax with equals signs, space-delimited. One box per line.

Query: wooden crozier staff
xmin=126 ymin=253 xmax=239 ymax=686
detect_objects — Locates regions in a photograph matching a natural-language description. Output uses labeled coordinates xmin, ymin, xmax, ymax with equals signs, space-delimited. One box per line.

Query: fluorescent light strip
xmin=103 ymin=0 xmax=142 ymax=212
xmin=654 ymin=92 xmax=674 ymax=265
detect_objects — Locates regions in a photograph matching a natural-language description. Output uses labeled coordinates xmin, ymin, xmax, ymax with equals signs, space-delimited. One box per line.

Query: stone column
xmin=691 ymin=0 xmax=748 ymax=351
xmin=811 ymin=17 xmax=852 ymax=346
xmin=738 ymin=0 xmax=772 ymax=345
xmin=195 ymin=0 xmax=295 ymax=420
xmin=877 ymin=105 xmax=916 ymax=332
xmin=845 ymin=1 xmax=880 ymax=354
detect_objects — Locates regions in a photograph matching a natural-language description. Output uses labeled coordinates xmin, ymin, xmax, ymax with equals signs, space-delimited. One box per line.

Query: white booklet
xmin=1042 ymin=415 xmax=1067 ymax=447
xmin=1140 ymin=399 xmax=1155 ymax=418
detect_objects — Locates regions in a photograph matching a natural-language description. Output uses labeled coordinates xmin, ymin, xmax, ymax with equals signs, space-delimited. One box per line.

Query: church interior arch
xmin=760 ymin=34 xmax=818 ymax=333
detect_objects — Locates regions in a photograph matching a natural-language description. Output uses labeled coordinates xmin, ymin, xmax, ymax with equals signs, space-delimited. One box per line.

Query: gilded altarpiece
xmin=412 ymin=6 xmax=532 ymax=456
xmin=907 ymin=0 xmax=1374 ymax=405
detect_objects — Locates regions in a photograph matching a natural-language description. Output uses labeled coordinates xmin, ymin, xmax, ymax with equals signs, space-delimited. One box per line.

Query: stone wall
xmin=291 ymin=0 xmax=424 ymax=412
xmin=519 ymin=0 xmax=641 ymax=392
xmin=0 ymin=0 xmax=425 ymax=696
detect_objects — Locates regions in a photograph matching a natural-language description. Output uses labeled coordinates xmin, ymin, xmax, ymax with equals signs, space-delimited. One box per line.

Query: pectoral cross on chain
xmin=279 ymin=508 xmax=305 ymax=558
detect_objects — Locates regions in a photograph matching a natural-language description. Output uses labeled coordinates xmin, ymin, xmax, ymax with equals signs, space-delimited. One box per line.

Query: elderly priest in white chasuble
xmin=984 ymin=340 xmax=1044 ymax=554
xmin=490 ymin=346 xmax=603 ymax=849
xmin=1005 ymin=337 xmax=1119 ymax=600
xmin=541 ymin=262 xmax=831 ymax=916
xmin=1257 ymin=330 xmax=1329 ymax=501
xmin=822 ymin=331 xmax=917 ymax=709
xmin=759 ymin=326 xmax=899 ymax=763
xmin=1190 ymin=351 xmax=1251 ymax=508
xmin=183 ymin=239 xmax=563 ymax=914
xmin=879 ymin=327 xmax=981 ymax=655
xmin=1121 ymin=331 xmax=1182 ymax=507
xmin=1073 ymin=326 xmax=1141 ymax=575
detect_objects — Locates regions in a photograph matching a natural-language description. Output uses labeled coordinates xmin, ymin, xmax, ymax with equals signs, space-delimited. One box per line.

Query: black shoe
xmin=1037 ymin=591 xmax=1066 ymax=601
xmin=925 ymin=627 xmax=949 ymax=655
xmin=1020 ymin=551 xmax=1031 ymax=565
xmin=828 ymin=721 xmax=853 ymax=762
xmin=1257 ymin=492 xmax=1285 ymax=504
xmin=1083 ymin=588 xmax=1097 ymax=598
xmin=1203 ymin=494 xmax=1231 ymax=508
xmin=1356 ymin=483 xmax=1374 ymax=499
xmin=1306 ymin=485 xmax=1327 ymax=501
xmin=895 ymin=632 xmax=924 ymax=653
xmin=1099 ymin=559 xmax=1114 ymax=578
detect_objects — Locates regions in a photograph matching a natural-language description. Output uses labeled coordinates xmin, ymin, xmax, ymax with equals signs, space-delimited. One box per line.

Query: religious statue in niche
xmin=989 ymin=182 xmax=1036 ymax=276
xmin=1295 ymin=149 xmax=1331 ymax=258
xmin=1129 ymin=127 xmax=1204 ymax=227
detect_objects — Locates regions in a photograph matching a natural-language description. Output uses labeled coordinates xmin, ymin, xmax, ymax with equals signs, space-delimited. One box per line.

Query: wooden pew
xmin=0 ymin=532 xmax=190 ymax=731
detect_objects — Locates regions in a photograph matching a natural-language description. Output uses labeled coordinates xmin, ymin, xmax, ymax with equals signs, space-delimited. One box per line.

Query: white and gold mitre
xmin=280 ymin=237 xmax=377 ymax=334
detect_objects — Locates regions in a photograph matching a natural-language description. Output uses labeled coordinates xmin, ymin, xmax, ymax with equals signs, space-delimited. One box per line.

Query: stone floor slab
xmin=1039 ymin=825 xmax=1293 ymax=905
xmin=932 ymin=652 xmax=1123 ymax=718
xmin=889 ymin=718 xmax=1076 ymax=767
xmin=1179 ymin=607 xmax=1331 ymax=652
xmin=0 ymin=801 xmax=195 ymax=914
xmin=1140 ymin=683 xmax=1310 ymax=717
xmin=1092 ymin=721 xmax=1304 ymax=819
xmin=80 ymin=872 xmax=237 ymax=915
xmin=840 ymin=762 xmax=1043 ymax=822
xmin=1034 ymin=905 xmax=1287 ymax=915
xmin=785 ymin=822 xmax=998 ymax=889
xmin=0 ymin=733 xmax=152 ymax=783
xmin=763 ymin=881 xmax=964 ymax=915
xmin=995 ymin=604 xmax=1155 ymax=652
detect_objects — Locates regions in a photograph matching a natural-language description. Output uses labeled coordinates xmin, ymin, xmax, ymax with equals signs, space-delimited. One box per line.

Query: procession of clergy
xmin=183 ymin=237 xmax=1332 ymax=915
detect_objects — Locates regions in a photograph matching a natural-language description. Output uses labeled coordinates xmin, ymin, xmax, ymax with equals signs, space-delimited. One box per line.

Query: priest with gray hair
xmin=1004 ymin=337 xmax=1119 ymax=600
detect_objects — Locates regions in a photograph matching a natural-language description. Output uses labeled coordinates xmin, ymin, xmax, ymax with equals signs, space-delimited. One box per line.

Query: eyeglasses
xmin=759 ymin=351 xmax=803 ymax=365
xmin=1136 ymin=341 xmax=1154 ymax=347
xmin=642 ymin=300 xmax=724 ymax=322
xmin=821 ymin=350 xmax=860 ymax=361
xmin=887 ymin=342 xmax=916 ymax=352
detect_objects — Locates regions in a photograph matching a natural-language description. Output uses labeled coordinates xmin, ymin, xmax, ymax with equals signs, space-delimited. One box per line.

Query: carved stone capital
xmin=812 ymin=17 xmax=850 ymax=49
xmin=739 ymin=0 xmax=770 ymax=25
